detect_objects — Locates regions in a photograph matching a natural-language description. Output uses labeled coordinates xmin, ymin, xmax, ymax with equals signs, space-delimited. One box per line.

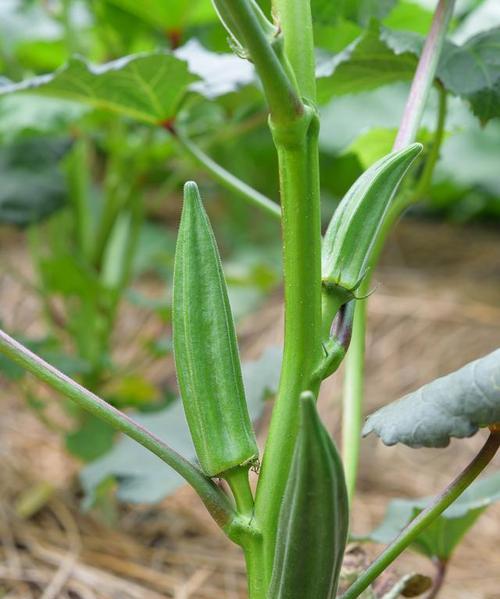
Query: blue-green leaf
xmin=363 ymin=349 xmax=500 ymax=448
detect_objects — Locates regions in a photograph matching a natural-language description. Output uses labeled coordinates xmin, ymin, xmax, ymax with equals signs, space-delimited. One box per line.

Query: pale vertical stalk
xmin=394 ymin=0 xmax=456 ymax=150
xmin=342 ymin=294 xmax=366 ymax=504
xmin=341 ymin=0 xmax=456 ymax=500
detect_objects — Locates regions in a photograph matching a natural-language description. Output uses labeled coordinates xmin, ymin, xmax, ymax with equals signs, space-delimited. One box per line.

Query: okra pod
xmin=173 ymin=182 xmax=258 ymax=478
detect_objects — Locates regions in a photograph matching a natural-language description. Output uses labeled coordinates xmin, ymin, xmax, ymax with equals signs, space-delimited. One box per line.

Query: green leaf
xmin=345 ymin=127 xmax=398 ymax=168
xmin=0 ymin=136 xmax=68 ymax=226
xmin=363 ymin=349 xmax=500 ymax=448
xmin=269 ymin=393 xmax=349 ymax=599
xmin=80 ymin=346 xmax=282 ymax=505
xmin=316 ymin=24 xmax=419 ymax=103
xmin=438 ymin=27 xmax=500 ymax=124
xmin=317 ymin=23 xmax=500 ymax=123
xmin=66 ymin=415 xmax=115 ymax=462
xmin=346 ymin=126 xmax=435 ymax=168
xmin=0 ymin=53 xmax=198 ymax=125
xmin=106 ymin=375 xmax=159 ymax=408
xmin=363 ymin=472 xmax=500 ymax=559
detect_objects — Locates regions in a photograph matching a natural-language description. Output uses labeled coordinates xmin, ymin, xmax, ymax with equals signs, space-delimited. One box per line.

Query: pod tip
xmin=184 ymin=180 xmax=199 ymax=196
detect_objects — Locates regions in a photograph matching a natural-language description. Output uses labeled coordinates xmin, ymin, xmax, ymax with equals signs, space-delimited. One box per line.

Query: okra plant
xmin=1 ymin=0 xmax=500 ymax=598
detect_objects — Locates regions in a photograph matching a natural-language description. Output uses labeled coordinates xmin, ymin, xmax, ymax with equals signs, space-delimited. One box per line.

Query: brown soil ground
xmin=0 ymin=220 xmax=499 ymax=599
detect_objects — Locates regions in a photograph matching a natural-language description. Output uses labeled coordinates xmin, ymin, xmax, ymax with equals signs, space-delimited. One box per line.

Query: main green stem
xmin=255 ymin=107 xmax=322 ymax=586
xmin=341 ymin=432 xmax=500 ymax=599
xmin=212 ymin=1 xmax=322 ymax=592
xmin=341 ymin=0 xmax=455 ymax=499
xmin=0 ymin=329 xmax=237 ymax=534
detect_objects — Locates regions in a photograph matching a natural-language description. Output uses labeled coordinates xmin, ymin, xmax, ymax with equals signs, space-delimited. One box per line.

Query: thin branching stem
xmin=172 ymin=127 xmax=281 ymax=219
xmin=341 ymin=432 xmax=500 ymax=599
xmin=0 ymin=329 xmax=238 ymax=534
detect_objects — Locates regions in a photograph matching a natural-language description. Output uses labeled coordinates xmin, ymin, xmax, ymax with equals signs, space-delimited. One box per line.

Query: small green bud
xmin=173 ymin=182 xmax=258 ymax=478
xmin=322 ymin=143 xmax=423 ymax=304
xmin=269 ymin=392 xmax=349 ymax=598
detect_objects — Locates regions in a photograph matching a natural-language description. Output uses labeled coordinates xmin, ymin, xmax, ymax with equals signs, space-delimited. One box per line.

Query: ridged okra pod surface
xmin=173 ymin=181 xmax=258 ymax=478
xmin=322 ymin=143 xmax=422 ymax=304
xmin=269 ymin=393 xmax=349 ymax=598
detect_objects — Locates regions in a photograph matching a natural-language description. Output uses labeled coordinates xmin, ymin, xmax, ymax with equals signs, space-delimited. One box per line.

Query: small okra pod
xmin=173 ymin=182 xmax=258 ymax=478
xmin=322 ymin=143 xmax=423 ymax=309
xmin=269 ymin=392 xmax=349 ymax=599
xmin=313 ymin=301 xmax=355 ymax=382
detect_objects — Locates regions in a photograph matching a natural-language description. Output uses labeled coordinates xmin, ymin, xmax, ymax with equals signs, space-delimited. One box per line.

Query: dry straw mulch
xmin=1 ymin=220 xmax=499 ymax=598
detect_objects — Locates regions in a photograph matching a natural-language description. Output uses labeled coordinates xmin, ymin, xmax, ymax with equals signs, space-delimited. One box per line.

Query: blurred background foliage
xmin=0 ymin=0 xmax=499 ymax=499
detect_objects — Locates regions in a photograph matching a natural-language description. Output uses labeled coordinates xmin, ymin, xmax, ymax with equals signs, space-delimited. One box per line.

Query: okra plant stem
xmin=213 ymin=1 xmax=323 ymax=587
xmin=225 ymin=466 xmax=255 ymax=519
xmin=0 ymin=329 xmax=239 ymax=534
xmin=341 ymin=431 xmax=500 ymax=599
xmin=341 ymin=0 xmax=455 ymax=500
xmin=255 ymin=108 xmax=323 ymax=583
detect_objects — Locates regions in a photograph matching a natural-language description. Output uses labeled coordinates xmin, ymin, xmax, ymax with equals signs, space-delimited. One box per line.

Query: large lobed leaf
xmin=439 ymin=27 xmax=500 ymax=124
xmin=0 ymin=53 xmax=198 ymax=125
xmin=0 ymin=41 xmax=257 ymax=124
xmin=363 ymin=472 xmax=500 ymax=560
xmin=363 ymin=349 xmax=500 ymax=448
xmin=316 ymin=24 xmax=420 ymax=101
xmin=317 ymin=23 xmax=500 ymax=124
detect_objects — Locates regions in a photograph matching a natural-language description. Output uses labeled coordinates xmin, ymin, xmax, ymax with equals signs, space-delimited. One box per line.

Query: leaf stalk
xmin=341 ymin=432 xmax=500 ymax=599
xmin=171 ymin=127 xmax=281 ymax=219
xmin=0 ymin=329 xmax=238 ymax=533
